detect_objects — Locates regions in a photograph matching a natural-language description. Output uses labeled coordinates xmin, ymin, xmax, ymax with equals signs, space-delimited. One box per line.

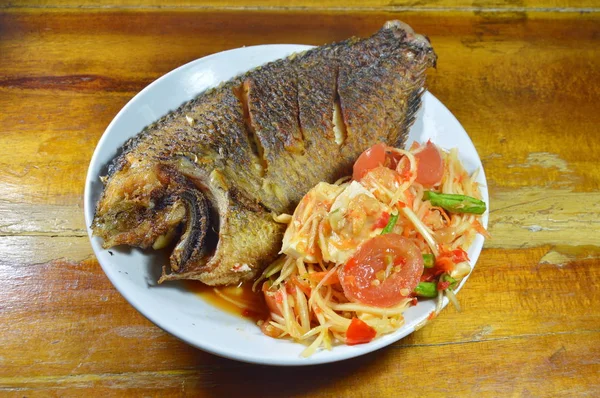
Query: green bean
xmin=423 ymin=253 xmax=435 ymax=268
xmin=441 ymin=274 xmax=458 ymax=289
xmin=414 ymin=282 xmax=437 ymax=298
xmin=424 ymin=191 xmax=486 ymax=214
xmin=381 ymin=213 xmax=399 ymax=235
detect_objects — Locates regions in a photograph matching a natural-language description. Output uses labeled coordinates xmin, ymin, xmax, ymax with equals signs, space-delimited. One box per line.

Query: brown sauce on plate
xmin=185 ymin=281 xmax=269 ymax=322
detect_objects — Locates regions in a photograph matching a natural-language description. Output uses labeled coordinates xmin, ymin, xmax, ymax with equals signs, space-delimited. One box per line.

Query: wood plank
xmin=2 ymin=11 xmax=599 ymax=83
xmin=1 ymin=11 xmax=599 ymax=244
xmin=0 ymin=236 xmax=93 ymax=265
xmin=2 ymin=186 xmax=600 ymax=252
xmin=0 ymin=202 xmax=87 ymax=236
xmin=0 ymin=92 xmax=130 ymax=206
xmin=0 ymin=7 xmax=599 ymax=396
xmin=0 ymin=237 xmax=598 ymax=378
xmin=1 ymin=327 xmax=598 ymax=396
xmin=489 ymin=188 xmax=600 ymax=248
xmin=3 ymin=0 xmax=599 ymax=11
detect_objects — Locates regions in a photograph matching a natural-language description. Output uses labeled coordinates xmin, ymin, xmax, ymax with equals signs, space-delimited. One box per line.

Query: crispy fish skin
xmin=92 ymin=20 xmax=436 ymax=286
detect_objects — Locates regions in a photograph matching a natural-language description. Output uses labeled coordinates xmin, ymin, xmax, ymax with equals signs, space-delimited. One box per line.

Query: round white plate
xmin=84 ymin=44 xmax=488 ymax=366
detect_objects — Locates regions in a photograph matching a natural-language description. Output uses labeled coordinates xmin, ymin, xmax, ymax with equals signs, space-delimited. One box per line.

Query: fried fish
xmin=91 ymin=20 xmax=437 ymax=285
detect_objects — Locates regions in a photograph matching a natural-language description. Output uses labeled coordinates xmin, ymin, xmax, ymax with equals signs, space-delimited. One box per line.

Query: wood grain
xmin=1 ymin=242 xmax=598 ymax=395
xmin=0 ymin=5 xmax=599 ymax=397
xmin=3 ymin=0 xmax=599 ymax=10
xmin=2 ymin=333 xmax=598 ymax=395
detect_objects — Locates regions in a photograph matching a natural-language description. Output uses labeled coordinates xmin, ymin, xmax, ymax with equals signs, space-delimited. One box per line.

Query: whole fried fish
xmin=92 ymin=20 xmax=437 ymax=286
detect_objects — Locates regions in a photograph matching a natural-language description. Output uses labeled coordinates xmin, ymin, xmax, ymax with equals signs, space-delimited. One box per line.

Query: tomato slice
xmin=346 ymin=317 xmax=377 ymax=345
xmin=352 ymin=143 xmax=387 ymax=181
xmin=414 ymin=141 xmax=444 ymax=187
xmin=339 ymin=234 xmax=424 ymax=307
xmin=385 ymin=148 xmax=403 ymax=170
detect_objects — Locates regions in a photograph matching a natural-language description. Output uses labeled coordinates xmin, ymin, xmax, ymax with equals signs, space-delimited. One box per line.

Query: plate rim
xmin=84 ymin=44 xmax=488 ymax=366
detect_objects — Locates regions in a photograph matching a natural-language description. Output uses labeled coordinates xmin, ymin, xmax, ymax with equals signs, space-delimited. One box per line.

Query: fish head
xmin=92 ymin=154 xmax=221 ymax=282
xmin=92 ymin=156 xmax=187 ymax=249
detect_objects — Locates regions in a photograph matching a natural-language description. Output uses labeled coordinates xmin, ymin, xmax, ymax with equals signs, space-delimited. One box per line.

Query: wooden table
xmin=1 ymin=0 xmax=599 ymax=396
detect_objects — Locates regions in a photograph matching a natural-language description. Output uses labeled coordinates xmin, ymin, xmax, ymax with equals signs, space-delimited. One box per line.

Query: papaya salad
xmin=253 ymin=141 xmax=489 ymax=356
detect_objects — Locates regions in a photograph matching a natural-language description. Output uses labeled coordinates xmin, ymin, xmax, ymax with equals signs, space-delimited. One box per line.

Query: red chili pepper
xmin=437 ymin=281 xmax=451 ymax=291
xmin=451 ymin=248 xmax=469 ymax=263
xmin=420 ymin=269 xmax=438 ymax=282
xmin=373 ymin=212 xmax=391 ymax=230
xmin=346 ymin=317 xmax=377 ymax=345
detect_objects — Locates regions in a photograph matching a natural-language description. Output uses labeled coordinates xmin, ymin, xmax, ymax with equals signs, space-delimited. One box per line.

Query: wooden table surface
xmin=1 ymin=0 xmax=599 ymax=396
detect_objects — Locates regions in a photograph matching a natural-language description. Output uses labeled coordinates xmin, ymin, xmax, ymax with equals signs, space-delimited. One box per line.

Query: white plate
xmin=84 ymin=44 xmax=489 ymax=366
